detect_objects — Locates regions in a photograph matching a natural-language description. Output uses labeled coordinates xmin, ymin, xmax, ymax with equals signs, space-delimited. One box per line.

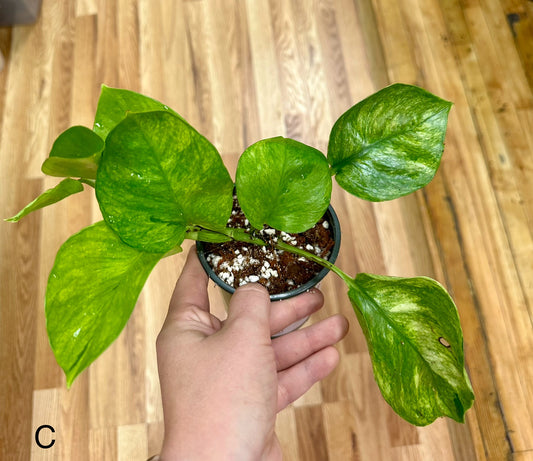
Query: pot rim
xmin=196 ymin=205 xmax=341 ymax=301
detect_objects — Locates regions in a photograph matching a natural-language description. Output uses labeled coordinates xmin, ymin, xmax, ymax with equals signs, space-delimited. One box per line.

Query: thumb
xmin=225 ymin=283 xmax=272 ymax=338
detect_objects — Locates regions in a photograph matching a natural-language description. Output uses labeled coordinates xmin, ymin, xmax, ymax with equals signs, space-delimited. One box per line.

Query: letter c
xmin=35 ymin=425 xmax=55 ymax=449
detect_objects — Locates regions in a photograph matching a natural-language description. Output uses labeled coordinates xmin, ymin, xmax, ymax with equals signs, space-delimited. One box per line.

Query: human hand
xmin=156 ymin=247 xmax=348 ymax=460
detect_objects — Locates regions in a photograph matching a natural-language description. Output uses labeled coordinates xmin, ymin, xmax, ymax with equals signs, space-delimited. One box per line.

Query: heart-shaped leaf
xmin=328 ymin=84 xmax=452 ymax=201
xmin=347 ymin=273 xmax=474 ymax=425
xmin=45 ymin=221 xmax=164 ymax=387
xmin=41 ymin=126 xmax=104 ymax=179
xmin=236 ymin=137 xmax=332 ymax=233
xmin=96 ymin=111 xmax=233 ymax=253
xmin=93 ymin=85 xmax=187 ymax=140
xmin=5 ymin=178 xmax=85 ymax=222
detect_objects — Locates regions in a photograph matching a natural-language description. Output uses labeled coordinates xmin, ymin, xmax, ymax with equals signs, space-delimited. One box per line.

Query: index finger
xmin=168 ymin=246 xmax=210 ymax=316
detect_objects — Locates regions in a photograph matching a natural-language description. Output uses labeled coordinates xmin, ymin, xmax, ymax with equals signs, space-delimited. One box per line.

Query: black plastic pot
xmin=196 ymin=205 xmax=341 ymax=301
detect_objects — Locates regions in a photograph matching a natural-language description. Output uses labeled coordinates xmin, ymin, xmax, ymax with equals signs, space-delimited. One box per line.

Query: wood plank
xmin=314 ymin=0 xmax=353 ymax=119
xmin=371 ymin=0 xmax=419 ymax=83
xmin=275 ymin=406 xmax=299 ymax=460
xmin=58 ymin=377 xmax=90 ymax=461
xmin=322 ymin=401 xmax=361 ymax=460
xmin=288 ymin=0 xmax=334 ymax=151
xmin=477 ymin=0 xmax=533 ymax=109
xmin=203 ymin=0 xmax=248 ymax=153
xmin=514 ymin=451 xmax=533 ymax=461
xmin=89 ymin=296 xmax=147 ymax=430
xmin=294 ymin=405 xmax=329 ymax=461
xmin=336 ymin=0 xmax=381 ymax=100
xmin=88 ymin=427 xmax=117 ymax=461
xmin=181 ymin=0 xmax=216 ymax=140
xmin=31 ymin=385 xmax=89 ymax=460
xmin=76 ymin=0 xmax=98 ymax=17
xmin=245 ymin=0 xmax=285 ymax=137
xmin=0 ymin=178 xmax=42 ymax=461
xmin=146 ymin=421 xmax=164 ymax=459
xmin=512 ymin=3 xmax=533 ymax=89
xmin=117 ymin=423 xmax=147 ymax=461
xmin=31 ymin=389 xmax=61 ymax=461
xmin=269 ymin=0 xmax=310 ymax=143
xmin=142 ymin=257 xmax=179 ymax=424
xmin=137 ymin=0 xmax=199 ymax=125
xmin=344 ymin=352 xmax=392 ymax=460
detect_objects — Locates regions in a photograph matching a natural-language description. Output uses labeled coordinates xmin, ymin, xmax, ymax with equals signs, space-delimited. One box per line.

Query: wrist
xmin=159 ymin=428 xmax=234 ymax=461
xmin=159 ymin=430 xmax=262 ymax=461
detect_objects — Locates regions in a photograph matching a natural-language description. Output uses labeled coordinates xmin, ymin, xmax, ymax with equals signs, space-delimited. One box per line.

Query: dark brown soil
xmin=202 ymin=197 xmax=335 ymax=294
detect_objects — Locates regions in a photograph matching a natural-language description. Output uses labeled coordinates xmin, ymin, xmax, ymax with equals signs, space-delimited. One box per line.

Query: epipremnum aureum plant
xmin=7 ymin=83 xmax=474 ymax=426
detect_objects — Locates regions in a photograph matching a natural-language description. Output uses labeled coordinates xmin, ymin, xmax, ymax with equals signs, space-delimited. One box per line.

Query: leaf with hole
xmin=347 ymin=273 xmax=474 ymax=425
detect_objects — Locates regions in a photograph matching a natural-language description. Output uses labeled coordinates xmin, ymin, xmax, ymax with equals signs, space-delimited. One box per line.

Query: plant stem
xmin=274 ymin=240 xmax=352 ymax=285
xmin=185 ymin=226 xmax=353 ymax=286
xmin=185 ymin=226 xmax=267 ymax=246
xmin=78 ymin=178 xmax=96 ymax=188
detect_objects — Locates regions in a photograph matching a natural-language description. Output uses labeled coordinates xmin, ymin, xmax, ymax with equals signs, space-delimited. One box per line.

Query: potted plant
xmin=7 ymin=83 xmax=474 ymax=426
xmin=197 ymin=195 xmax=342 ymax=337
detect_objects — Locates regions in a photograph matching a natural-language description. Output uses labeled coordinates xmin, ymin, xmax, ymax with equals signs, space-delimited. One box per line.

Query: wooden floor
xmin=1 ymin=0 xmax=532 ymax=460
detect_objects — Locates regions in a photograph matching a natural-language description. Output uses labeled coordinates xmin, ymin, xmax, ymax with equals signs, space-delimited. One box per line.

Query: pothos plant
xmin=7 ymin=83 xmax=474 ymax=426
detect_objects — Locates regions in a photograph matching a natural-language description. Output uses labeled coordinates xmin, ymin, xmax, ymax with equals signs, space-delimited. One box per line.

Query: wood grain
xmin=1 ymin=0 xmax=532 ymax=459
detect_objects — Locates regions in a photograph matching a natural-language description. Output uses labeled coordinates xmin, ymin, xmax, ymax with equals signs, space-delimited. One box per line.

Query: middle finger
xmin=272 ymin=314 xmax=349 ymax=371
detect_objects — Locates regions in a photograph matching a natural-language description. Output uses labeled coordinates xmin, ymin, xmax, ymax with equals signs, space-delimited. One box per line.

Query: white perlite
xmin=208 ymin=251 xmax=278 ymax=287
xmin=219 ymin=271 xmax=234 ymax=286
xmin=206 ymin=205 xmax=334 ymax=291
xmin=281 ymin=231 xmax=298 ymax=245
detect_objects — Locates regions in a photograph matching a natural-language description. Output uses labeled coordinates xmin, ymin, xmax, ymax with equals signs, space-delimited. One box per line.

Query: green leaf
xmin=5 ymin=178 xmax=84 ymax=222
xmin=96 ymin=111 xmax=234 ymax=253
xmin=347 ymin=273 xmax=474 ymax=425
xmin=45 ymin=221 xmax=165 ymax=387
xmin=93 ymin=85 xmax=187 ymax=140
xmin=42 ymin=126 xmax=104 ymax=179
xmin=235 ymin=137 xmax=332 ymax=233
xmin=328 ymin=84 xmax=452 ymax=201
